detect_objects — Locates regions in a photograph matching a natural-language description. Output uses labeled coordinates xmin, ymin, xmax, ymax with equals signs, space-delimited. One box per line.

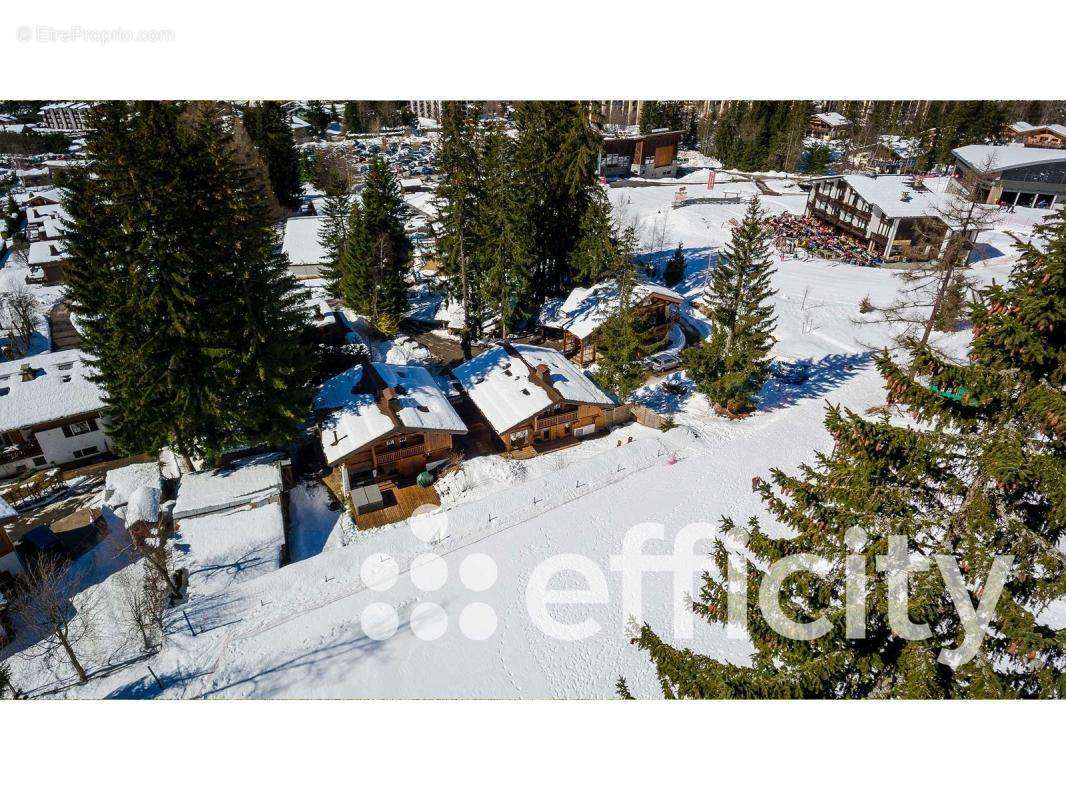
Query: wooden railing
xmin=535 ymin=410 xmax=579 ymax=431
xmin=375 ymin=442 xmax=426 ymax=465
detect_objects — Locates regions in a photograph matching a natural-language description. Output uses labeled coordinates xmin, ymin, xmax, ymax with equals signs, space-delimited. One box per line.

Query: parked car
xmin=646 ymin=352 xmax=682 ymax=372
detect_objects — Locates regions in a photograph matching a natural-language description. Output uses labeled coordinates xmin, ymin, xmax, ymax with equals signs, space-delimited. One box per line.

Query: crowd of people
xmin=766 ymin=212 xmax=882 ymax=267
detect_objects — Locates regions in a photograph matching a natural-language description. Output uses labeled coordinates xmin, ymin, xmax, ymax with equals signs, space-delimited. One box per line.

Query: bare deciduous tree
xmin=12 ymin=553 xmax=100 ymax=685
xmin=1 ymin=286 xmax=40 ymax=359
xmin=117 ymin=563 xmax=166 ymax=653
xmin=866 ymin=157 xmax=1002 ymax=348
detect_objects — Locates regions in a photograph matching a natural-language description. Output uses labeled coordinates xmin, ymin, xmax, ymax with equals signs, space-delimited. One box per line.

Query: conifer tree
xmin=476 ymin=120 xmax=530 ymax=340
xmin=629 ymin=209 xmax=1066 ymax=698
xmin=513 ymin=102 xmax=600 ymax=302
xmin=436 ymin=101 xmax=485 ymax=358
xmin=570 ymin=187 xmax=616 ymax=286
xmin=684 ymin=197 xmax=776 ymax=415
xmin=335 ymin=156 xmax=411 ymax=335
xmin=243 ymin=101 xmax=302 ymax=210
xmin=594 ymin=228 xmax=645 ymax=401
xmin=343 ymin=101 xmax=364 ymax=134
xmin=63 ymin=101 xmax=313 ymax=462
xmin=318 ymin=192 xmax=352 ymax=295
xmin=664 ymin=243 xmax=686 ymax=287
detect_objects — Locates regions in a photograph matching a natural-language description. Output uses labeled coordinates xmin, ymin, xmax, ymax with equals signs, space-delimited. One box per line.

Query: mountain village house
xmin=809 ymin=111 xmax=850 ymax=140
xmin=316 ymin=362 xmax=468 ymax=497
xmin=452 ymin=343 xmax=617 ymax=453
xmin=951 ymin=144 xmax=1066 ymax=209
xmin=805 ymin=173 xmax=972 ymax=262
xmin=541 ymin=280 xmax=683 ymax=366
xmin=599 ymin=129 xmax=683 ymax=179
xmin=1008 ymin=121 xmax=1066 ymax=150
xmin=0 ymin=350 xmax=113 ymax=479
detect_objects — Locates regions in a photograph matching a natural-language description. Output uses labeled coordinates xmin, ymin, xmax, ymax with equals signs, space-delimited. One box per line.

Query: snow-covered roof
xmin=1010 ymin=121 xmax=1035 ymax=133
xmin=544 ymin=280 xmax=683 ymax=341
xmin=452 ymin=344 xmax=613 ymax=435
xmin=0 ymin=495 xmax=15 ymax=522
xmin=953 ymin=144 xmax=1066 ymax=173
xmin=281 ymin=215 xmax=328 ymax=266
xmin=104 ymin=461 xmax=163 ymax=510
xmin=453 ymin=346 xmax=553 ymax=434
xmin=316 ymin=362 xmax=466 ymax=464
xmin=511 ymin=344 xmax=614 ymax=407
xmin=172 ymin=453 xmax=286 ymax=520
xmin=28 ymin=240 xmax=68 ymax=266
xmin=371 ymin=362 xmax=467 ymax=434
xmin=174 ymin=502 xmax=285 ymax=592
xmin=0 ymin=349 xmax=107 ymax=432
xmin=26 ymin=204 xmax=63 ymax=224
xmin=840 ymin=174 xmax=948 ymax=220
xmin=813 ymin=112 xmax=849 ymax=127
xmin=126 ymin=485 xmax=161 ymax=526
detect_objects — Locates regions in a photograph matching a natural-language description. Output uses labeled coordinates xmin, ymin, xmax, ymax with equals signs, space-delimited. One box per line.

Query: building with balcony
xmin=809 ymin=111 xmax=851 ymax=140
xmin=316 ymin=362 xmax=467 ymax=493
xmin=39 ymin=102 xmax=94 ymax=132
xmin=0 ymin=350 xmax=113 ymax=479
xmin=951 ymin=144 xmax=1066 ymax=209
xmin=1008 ymin=121 xmax=1066 ymax=150
xmin=452 ymin=343 xmax=616 ymax=453
xmin=541 ymin=280 xmax=683 ymax=367
xmin=600 ymin=129 xmax=683 ymax=180
xmin=805 ymin=173 xmax=964 ymax=262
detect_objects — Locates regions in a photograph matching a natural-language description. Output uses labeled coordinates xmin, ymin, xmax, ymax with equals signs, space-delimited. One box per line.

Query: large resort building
xmin=599 ymin=129 xmax=683 ymax=180
xmin=805 ymin=173 xmax=960 ymax=262
xmin=951 ymin=144 xmax=1066 ymax=209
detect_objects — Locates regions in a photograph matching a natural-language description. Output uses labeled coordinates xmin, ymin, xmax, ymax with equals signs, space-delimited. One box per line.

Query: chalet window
xmin=63 ymin=419 xmax=97 ymax=437
xmin=72 ymin=446 xmax=99 ymax=458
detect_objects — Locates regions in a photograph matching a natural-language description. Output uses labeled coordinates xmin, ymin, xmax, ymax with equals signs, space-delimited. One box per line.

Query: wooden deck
xmin=354 ymin=479 xmax=441 ymax=530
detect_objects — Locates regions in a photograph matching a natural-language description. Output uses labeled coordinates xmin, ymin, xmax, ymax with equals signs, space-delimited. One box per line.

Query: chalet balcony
xmin=535 ymin=410 xmax=579 ymax=431
xmin=0 ymin=439 xmax=43 ymax=466
xmin=374 ymin=442 xmax=426 ymax=466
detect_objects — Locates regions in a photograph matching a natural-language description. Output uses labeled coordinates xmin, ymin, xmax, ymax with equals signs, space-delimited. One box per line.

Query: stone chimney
xmin=20 ymin=364 xmax=36 ymax=382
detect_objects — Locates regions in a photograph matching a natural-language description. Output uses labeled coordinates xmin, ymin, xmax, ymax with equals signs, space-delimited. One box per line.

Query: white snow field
xmin=1 ymin=177 xmax=1054 ymax=698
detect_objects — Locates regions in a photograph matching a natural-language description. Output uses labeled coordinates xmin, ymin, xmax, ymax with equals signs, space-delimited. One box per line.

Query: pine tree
xmin=570 ymin=187 xmax=616 ymax=285
xmin=685 ymin=197 xmax=776 ymax=415
xmin=336 ymin=156 xmax=411 ymax=335
xmin=664 ymin=243 xmax=686 ymax=287
xmin=513 ymin=102 xmax=600 ymax=302
xmin=435 ymin=101 xmax=485 ymax=358
xmin=476 ymin=120 xmax=530 ymax=340
xmin=243 ymin=101 xmax=302 ymax=210
xmin=318 ymin=192 xmax=352 ymax=295
xmin=805 ymin=143 xmax=832 ymax=175
xmin=594 ymin=229 xmax=645 ymax=400
xmin=63 ymin=101 xmax=313 ymax=462
xmin=630 ymin=210 xmax=1066 ymax=699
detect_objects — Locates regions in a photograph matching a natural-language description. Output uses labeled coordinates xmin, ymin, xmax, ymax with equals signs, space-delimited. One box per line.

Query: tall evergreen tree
xmin=243 ymin=101 xmax=302 ymax=210
xmin=336 ymin=156 xmax=411 ymax=335
xmin=63 ymin=101 xmax=312 ymax=462
xmin=629 ymin=209 xmax=1066 ymax=698
xmin=343 ymin=101 xmax=365 ymax=134
xmin=476 ymin=120 xmax=530 ymax=340
xmin=684 ymin=197 xmax=776 ymax=415
xmin=513 ymin=101 xmax=600 ymax=302
xmin=570 ymin=187 xmax=616 ymax=286
xmin=318 ymin=192 xmax=352 ymax=295
xmin=435 ymin=101 xmax=485 ymax=358
xmin=593 ymin=228 xmax=645 ymax=401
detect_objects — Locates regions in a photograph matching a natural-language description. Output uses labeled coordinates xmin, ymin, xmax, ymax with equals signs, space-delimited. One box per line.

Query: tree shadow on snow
xmin=757 ymin=352 xmax=873 ymax=412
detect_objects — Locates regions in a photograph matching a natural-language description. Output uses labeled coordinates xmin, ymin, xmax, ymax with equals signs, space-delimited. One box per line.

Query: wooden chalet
xmin=452 ymin=343 xmax=617 ymax=453
xmin=543 ymin=281 xmax=683 ymax=367
xmin=316 ymin=362 xmax=467 ymax=492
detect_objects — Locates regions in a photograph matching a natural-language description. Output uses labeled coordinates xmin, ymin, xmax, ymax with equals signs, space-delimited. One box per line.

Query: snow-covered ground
xmin=1 ymin=177 xmax=1055 ymax=699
